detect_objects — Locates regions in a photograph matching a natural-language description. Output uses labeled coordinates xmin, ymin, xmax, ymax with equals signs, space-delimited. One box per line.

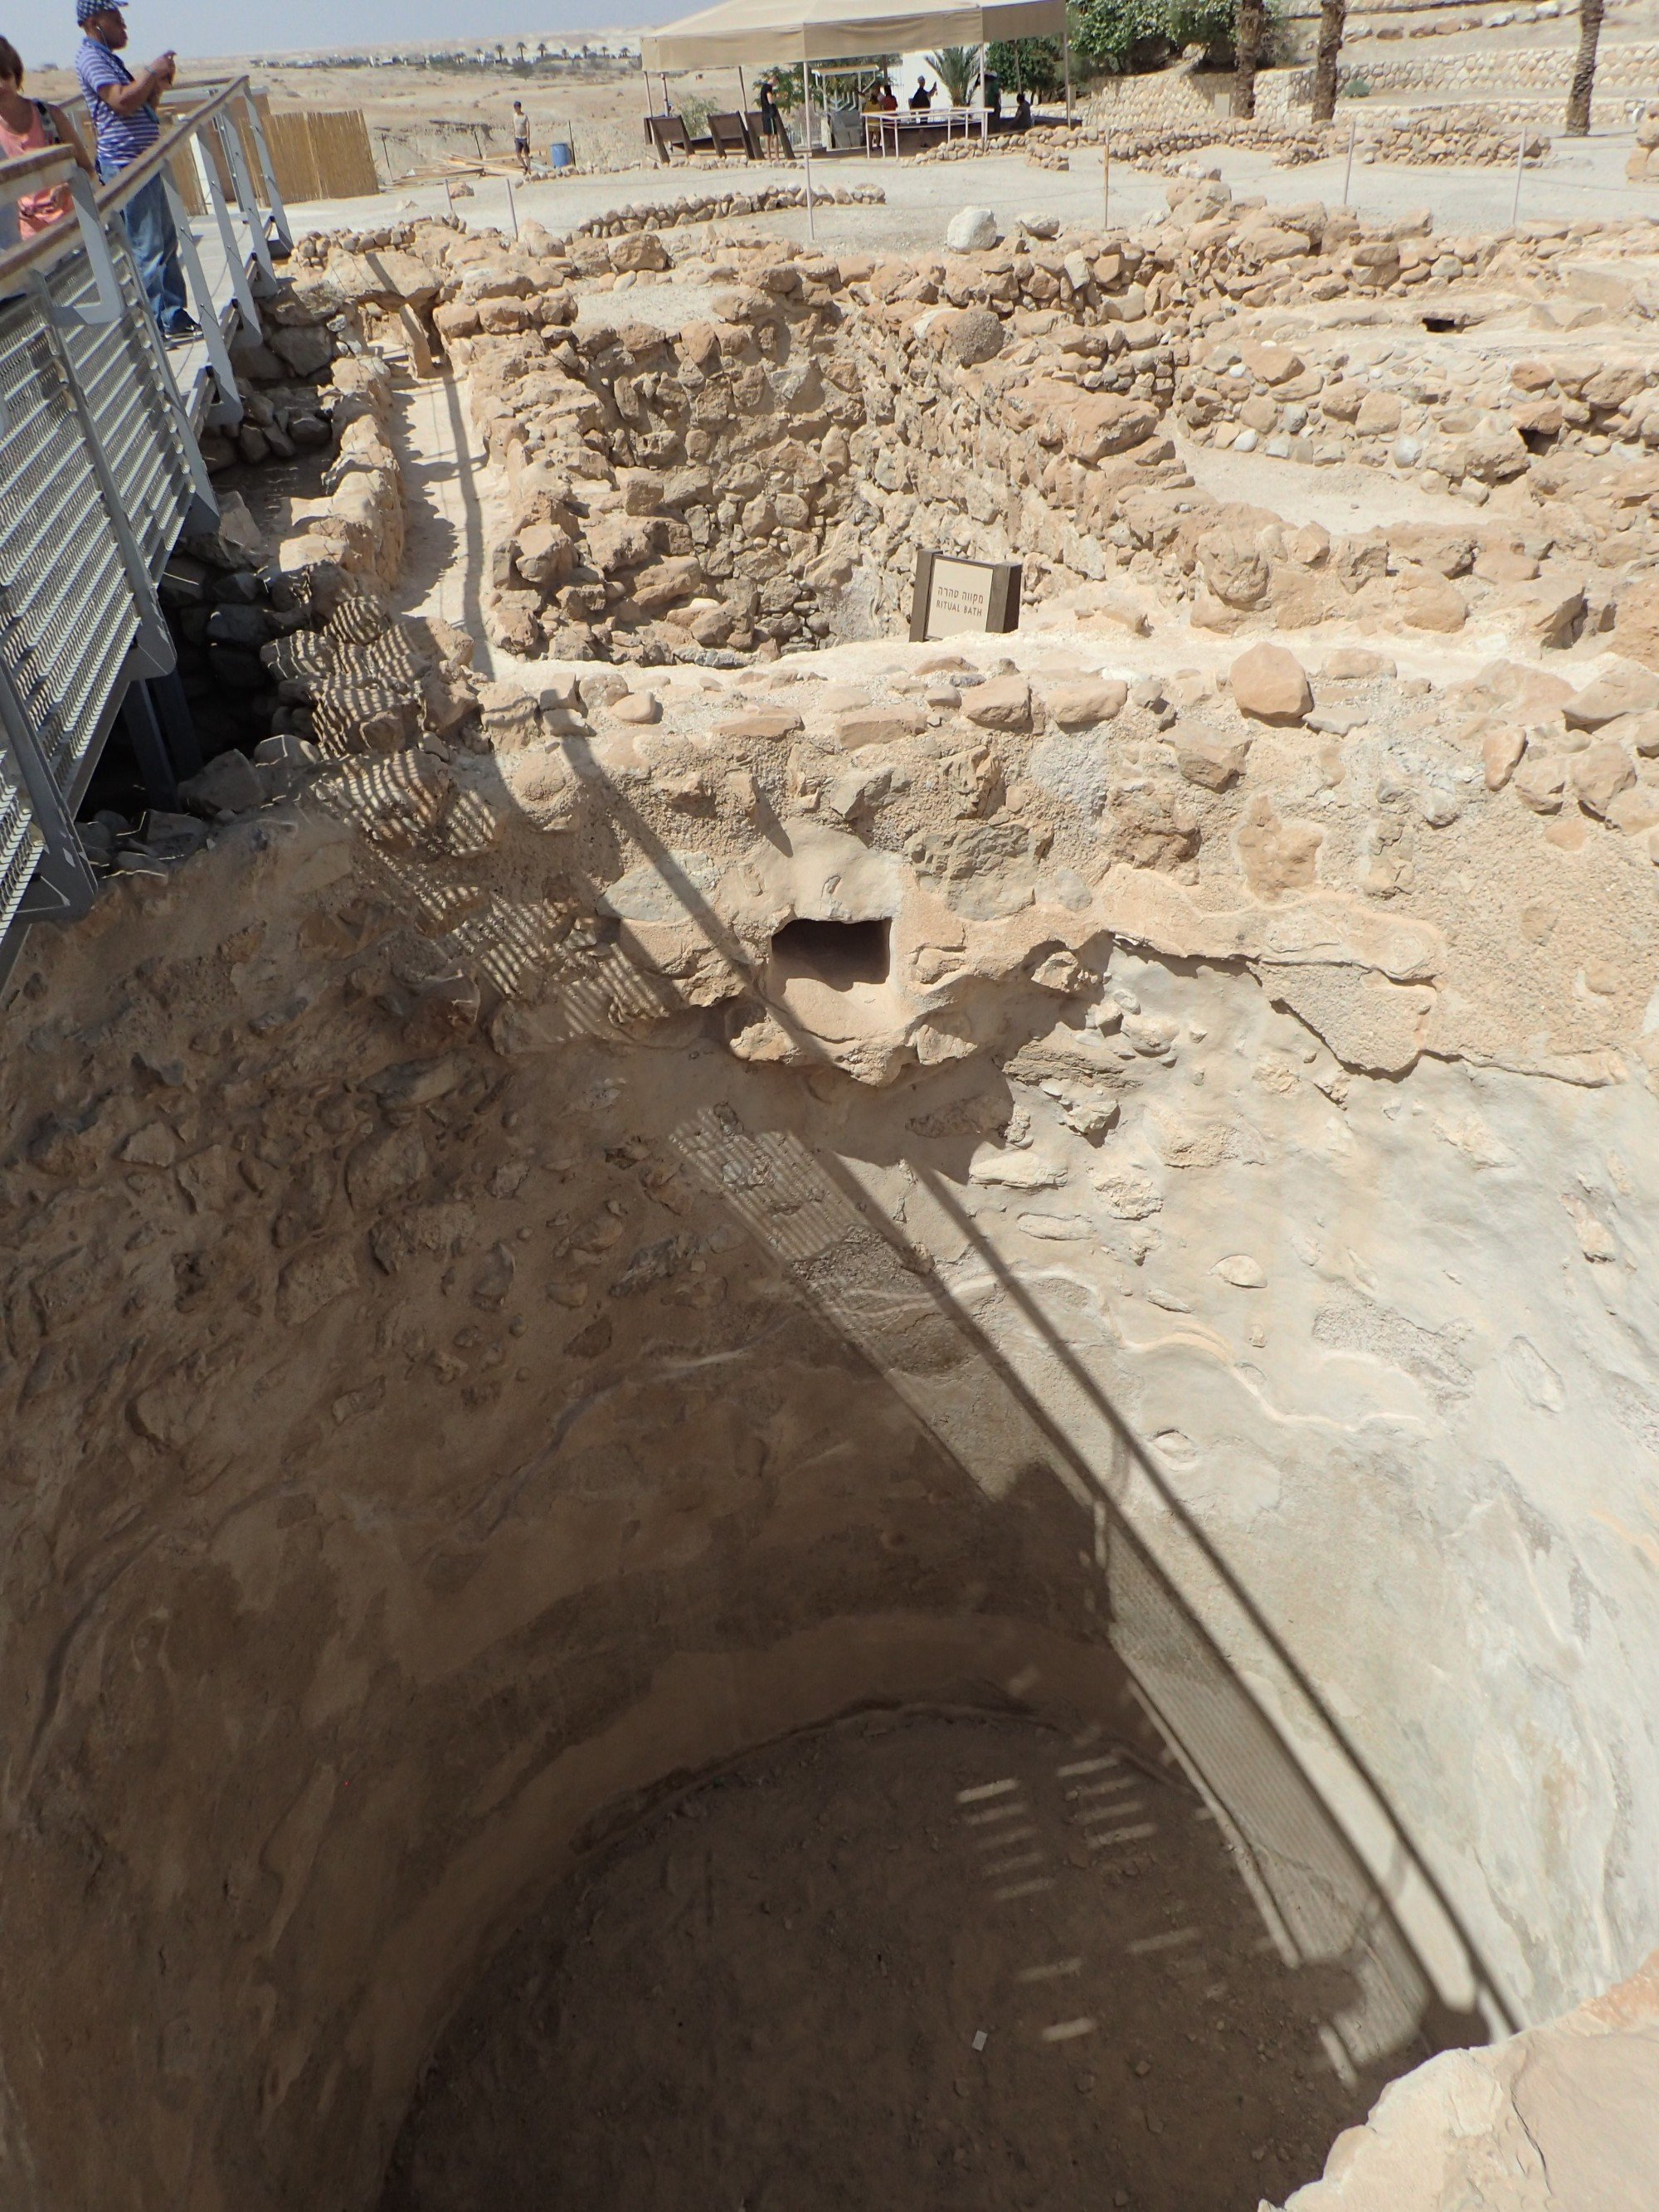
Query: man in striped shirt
xmin=74 ymin=0 xmax=199 ymax=344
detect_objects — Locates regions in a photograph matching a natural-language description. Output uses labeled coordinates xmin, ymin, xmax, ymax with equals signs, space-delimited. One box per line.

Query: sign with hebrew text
xmin=909 ymin=550 xmax=1022 ymax=641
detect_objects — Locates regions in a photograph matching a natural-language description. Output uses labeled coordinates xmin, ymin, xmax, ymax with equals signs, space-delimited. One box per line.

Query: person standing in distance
xmin=74 ymin=0 xmax=199 ymax=344
xmin=511 ymin=97 xmax=530 ymax=172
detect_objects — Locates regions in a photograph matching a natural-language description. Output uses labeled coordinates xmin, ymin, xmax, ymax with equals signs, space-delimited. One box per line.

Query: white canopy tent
xmin=640 ymin=0 xmax=1070 ymax=234
xmin=640 ymin=0 xmax=1066 ymax=69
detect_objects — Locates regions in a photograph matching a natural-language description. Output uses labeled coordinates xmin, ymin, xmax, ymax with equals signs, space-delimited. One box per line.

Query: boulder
xmin=1230 ymin=643 xmax=1311 ymax=726
xmin=945 ymin=206 xmax=1000 ymax=251
xmin=178 ymin=748 xmax=263 ymax=818
xmin=1563 ymin=660 xmax=1659 ymax=729
xmin=611 ymin=691 xmax=662 ymax=725
xmin=271 ymin=324 xmax=333 ymax=377
xmin=610 ymin=231 xmax=671 ymax=273
xmin=936 ymin=306 xmax=1004 ymax=368
xmin=1396 ymin=570 xmax=1467 ymax=634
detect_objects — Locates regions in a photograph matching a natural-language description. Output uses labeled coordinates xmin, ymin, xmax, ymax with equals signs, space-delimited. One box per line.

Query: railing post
xmin=25 ymin=271 xmax=176 ymax=679
xmin=192 ymin=125 xmax=262 ymax=335
xmin=161 ymin=171 xmax=243 ymax=426
xmin=216 ymin=105 xmax=274 ymax=285
xmin=242 ymin=93 xmax=293 ymax=255
xmin=53 ymin=168 xmax=123 ymax=326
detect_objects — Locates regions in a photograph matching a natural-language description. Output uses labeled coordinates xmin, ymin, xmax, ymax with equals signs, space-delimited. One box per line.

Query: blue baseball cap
xmin=76 ymin=0 xmax=125 ymax=22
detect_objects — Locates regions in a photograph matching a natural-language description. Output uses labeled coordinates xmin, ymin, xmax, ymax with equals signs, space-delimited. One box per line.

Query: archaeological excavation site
xmin=7 ymin=56 xmax=1659 ymax=2212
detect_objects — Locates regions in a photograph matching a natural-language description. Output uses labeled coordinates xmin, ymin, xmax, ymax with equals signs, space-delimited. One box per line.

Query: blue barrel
xmin=549 ymin=141 xmax=573 ymax=168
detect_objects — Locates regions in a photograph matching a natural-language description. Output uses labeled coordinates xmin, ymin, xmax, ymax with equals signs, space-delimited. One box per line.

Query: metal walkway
xmin=0 ymin=78 xmax=290 ymax=982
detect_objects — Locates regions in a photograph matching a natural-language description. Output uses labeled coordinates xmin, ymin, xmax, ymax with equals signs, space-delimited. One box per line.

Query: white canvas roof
xmin=640 ymin=0 xmax=1066 ymax=71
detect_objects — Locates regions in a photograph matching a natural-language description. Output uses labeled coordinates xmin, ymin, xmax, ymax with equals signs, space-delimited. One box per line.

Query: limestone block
xmin=1600 ymin=709 xmax=1659 ymax=758
xmin=1270 ymin=962 xmax=1434 ymax=1074
xmin=628 ymin=558 xmax=704 ymax=616
xmin=1005 ymin=379 xmax=1159 ymax=463
xmin=1564 ymin=660 xmax=1659 ymax=729
xmin=1234 ymin=797 xmax=1321 ymax=895
xmin=1570 ymin=742 xmax=1636 ymax=819
xmin=1197 ymin=529 xmax=1272 ymax=611
xmin=610 ymin=692 xmax=660 ymax=726
xmin=960 ymin=676 xmax=1032 ymax=733
xmin=1356 ymin=389 xmax=1403 ymax=436
xmin=1396 ymin=571 xmax=1467 ymax=633
xmin=1237 ymin=342 xmax=1304 ymax=386
xmin=1321 ymin=647 xmax=1394 ymax=680
xmin=1614 ymin=580 xmax=1659 ymax=671
xmin=946 ymin=207 xmax=999 ymax=251
xmin=1044 ymin=679 xmax=1127 ymax=729
xmin=715 ymin=711 xmax=802 ymax=742
xmin=1174 ymin=737 xmax=1250 ymax=791
xmin=1512 ymin=752 xmax=1568 ymax=813
xmin=1230 ymin=643 xmax=1312 ymax=726
xmin=1482 ymin=729 xmax=1525 ymax=791
xmin=1512 ymin=397 xmax=1564 ymax=439
xmin=609 ymin=231 xmax=671 ymax=274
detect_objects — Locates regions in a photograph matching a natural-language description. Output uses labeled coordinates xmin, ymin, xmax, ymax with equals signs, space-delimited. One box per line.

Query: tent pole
xmin=980 ymin=43 xmax=988 ymax=145
xmin=800 ymin=36 xmax=816 ymax=240
xmin=738 ymin=65 xmax=747 ymax=113
xmin=1063 ymin=26 xmax=1073 ymax=127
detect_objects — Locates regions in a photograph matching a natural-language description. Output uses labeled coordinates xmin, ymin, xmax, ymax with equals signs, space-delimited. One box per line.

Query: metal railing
xmin=0 ymin=78 xmax=289 ymax=977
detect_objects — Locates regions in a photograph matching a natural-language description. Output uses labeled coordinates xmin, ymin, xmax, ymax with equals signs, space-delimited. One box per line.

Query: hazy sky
xmin=18 ymin=3 xmax=647 ymax=70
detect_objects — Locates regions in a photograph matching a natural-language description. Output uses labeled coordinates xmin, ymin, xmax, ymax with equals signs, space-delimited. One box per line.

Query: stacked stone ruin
xmin=7 ymin=129 xmax=1659 ymax=2212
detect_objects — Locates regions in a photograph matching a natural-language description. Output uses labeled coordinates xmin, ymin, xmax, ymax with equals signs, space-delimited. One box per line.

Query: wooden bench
xmin=708 ymin=110 xmax=762 ymax=159
xmin=645 ymin=114 xmax=715 ymax=163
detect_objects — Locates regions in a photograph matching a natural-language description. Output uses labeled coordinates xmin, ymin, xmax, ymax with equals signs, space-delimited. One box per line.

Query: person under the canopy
xmin=907 ymin=75 xmax=932 ymax=110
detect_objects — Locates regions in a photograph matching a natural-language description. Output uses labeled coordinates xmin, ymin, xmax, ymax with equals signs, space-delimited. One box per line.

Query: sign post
xmin=909 ymin=550 xmax=1022 ymax=641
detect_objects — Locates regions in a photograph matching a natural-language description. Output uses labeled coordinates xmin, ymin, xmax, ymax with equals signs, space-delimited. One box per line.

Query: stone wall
xmin=1292 ymin=38 xmax=1659 ymax=102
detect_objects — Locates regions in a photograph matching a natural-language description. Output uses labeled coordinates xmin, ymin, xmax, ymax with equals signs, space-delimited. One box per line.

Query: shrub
xmin=987 ymin=37 xmax=1068 ymax=96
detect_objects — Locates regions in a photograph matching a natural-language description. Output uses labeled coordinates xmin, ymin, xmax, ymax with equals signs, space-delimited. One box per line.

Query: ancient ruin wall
xmin=6 ymin=208 xmax=1659 ymax=2212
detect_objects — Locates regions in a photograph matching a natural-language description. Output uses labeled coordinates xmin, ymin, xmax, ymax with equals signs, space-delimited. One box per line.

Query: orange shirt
xmin=0 ymin=100 xmax=71 ymax=237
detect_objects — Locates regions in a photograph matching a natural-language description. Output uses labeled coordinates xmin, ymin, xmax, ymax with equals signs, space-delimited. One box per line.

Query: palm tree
xmin=927 ymin=46 xmax=978 ymax=105
xmin=1565 ymin=0 xmax=1603 ymax=134
xmin=1232 ymin=0 xmax=1265 ymax=117
xmin=1311 ymin=0 xmax=1345 ymax=123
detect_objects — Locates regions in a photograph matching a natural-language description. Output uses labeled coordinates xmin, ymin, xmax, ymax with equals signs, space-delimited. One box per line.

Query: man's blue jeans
xmin=102 ymin=164 xmax=190 ymax=334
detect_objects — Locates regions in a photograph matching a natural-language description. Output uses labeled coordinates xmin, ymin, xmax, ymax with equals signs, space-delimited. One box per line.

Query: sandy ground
xmin=377 ymin=1709 xmax=1413 ymax=2212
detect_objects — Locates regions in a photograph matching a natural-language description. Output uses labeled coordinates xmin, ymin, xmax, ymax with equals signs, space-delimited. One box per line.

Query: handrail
xmin=0 ymin=146 xmax=77 ymax=203
xmin=0 ymin=74 xmax=268 ymax=296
